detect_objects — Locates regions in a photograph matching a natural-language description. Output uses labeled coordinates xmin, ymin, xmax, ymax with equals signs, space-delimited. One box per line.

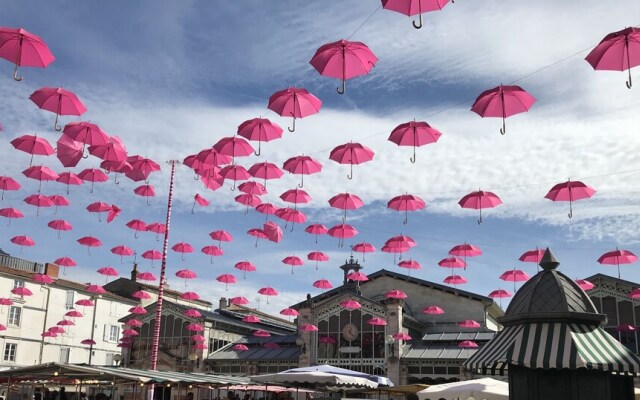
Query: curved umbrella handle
xmin=626 ymin=70 xmax=633 ymax=89
xmin=404 ymin=209 xmax=408 ymax=225
xmin=254 ymin=141 xmax=262 ymax=156
xmin=568 ymin=200 xmax=573 ymax=219
xmin=54 ymin=114 xmax=62 ymax=132
xmin=337 ymin=79 xmax=346 ymax=95
xmin=298 ymin=173 xmax=304 ymax=188
xmin=500 ymin=117 xmax=506 ymax=135
xmin=410 ymin=145 xmax=417 ymax=164
xmin=230 ymin=180 xmax=237 ymax=191
xmin=477 ymin=208 xmax=483 ymax=224
xmin=412 ymin=14 xmax=423 ymax=29
xmin=347 ymin=164 xmax=354 ymax=180
xmin=288 ymin=117 xmax=296 ymax=133
xmin=13 ymin=65 xmax=23 ymax=82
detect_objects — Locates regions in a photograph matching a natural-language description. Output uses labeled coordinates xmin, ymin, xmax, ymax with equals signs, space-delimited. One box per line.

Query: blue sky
xmin=1 ymin=0 xmax=640 ymax=315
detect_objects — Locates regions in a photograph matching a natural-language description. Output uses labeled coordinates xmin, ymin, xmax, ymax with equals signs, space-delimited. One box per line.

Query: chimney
xmin=44 ymin=263 xmax=60 ymax=279
xmin=131 ymin=263 xmax=138 ymax=281
xmin=219 ymin=297 xmax=228 ymax=310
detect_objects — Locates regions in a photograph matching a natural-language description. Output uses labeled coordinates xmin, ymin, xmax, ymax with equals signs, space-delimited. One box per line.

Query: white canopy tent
xmin=250 ymin=369 xmax=379 ymax=391
xmin=417 ymin=378 xmax=508 ymax=400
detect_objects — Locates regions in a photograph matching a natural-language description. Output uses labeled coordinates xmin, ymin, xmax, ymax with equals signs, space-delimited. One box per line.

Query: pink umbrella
xmin=0 ymin=27 xmax=55 ymax=81
xmin=235 ymin=261 xmax=256 ymax=279
xmin=329 ymin=142 xmax=375 ymax=180
xmin=63 ymin=121 xmax=109 ymax=148
xmin=56 ymin=134 xmax=84 ymax=169
xmin=268 ymin=87 xmax=322 ymax=132
xmin=387 ymin=194 xmax=426 ymax=225
xmin=132 ymin=290 xmax=151 ymax=300
xmin=398 ymin=260 xmax=421 ymax=275
xmin=106 ymin=204 xmax=121 ymax=224
xmin=214 ymin=136 xmax=255 ymax=160
xmin=0 ymin=176 xmax=20 ymax=200
xmin=352 ymin=242 xmax=376 ymax=261
xmin=75 ymin=298 xmax=95 ymax=307
xmin=129 ymin=305 xmax=147 ymax=315
xmin=310 ymin=39 xmax=378 ymax=94
xmin=97 ymin=267 xmax=119 ymax=283
xmin=277 ymin=208 xmax=307 ymax=232
xmin=11 ymin=134 xmax=55 ymax=166
xmin=33 ymin=273 xmax=54 ymax=285
xmin=253 ymin=330 xmax=271 ymax=338
xmin=78 ymin=168 xmax=109 ymax=193
xmin=230 ymin=296 xmax=250 ymax=305
xmin=201 ymin=245 xmax=223 ymax=264
xmin=386 ymin=289 xmax=408 ymax=299
xmin=24 ymin=194 xmax=54 ymax=216
xmin=237 ymin=118 xmax=283 ymax=156
xmin=443 ymin=275 xmax=468 ymax=285
xmin=305 ymin=223 xmax=328 ymax=244
xmin=545 ymin=179 xmax=596 ymax=219
xmin=233 ymin=344 xmax=249 ymax=351
xmin=329 ymin=192 xmax=364 ymax=222
xmin=488 ymin=288 xmax=513 ymax=307
xmin=313 ymin=279 xmax=333 ymax=290
xmin=122 ymin=329 xmax=139 ymax=336
xmin=54 ymin=256 xmax=77 ymax=275
xmin=191 ymin=193 xmax=210 ymax=214
xmin=458 ymin=190 xmax=503 ymax=224
xmin=519 ymin=248 xmax=544 ymax=264
xmin=194 ymin=148 xmax=232 ymax=169
xmin=258 ymin=286 xmax=278 ymax=303
xmin=243 ymin=315 xmax=261 ymax=323
xmin=280 ymin=188 xmax=312 ymax=206
xmin=347 ymin=271 xmax=369 ymax=282
xmin=11 ymin=235 xmax=35 ymax=253
xmin=301 ymin=324 xmax=319 ymax=332
xmin=307 ymin=251 xmax=329 ymax=269
xmin=235 ymin=194 xmax=262 ymax=214
xmin=30 ymin=87 xmax=87 ymax=131
xmin=586 ymin=27 xmax=640 ymax=88
xmin=282 ymin=256 xmax=303 ymax=274
xmin=137 ymin=271 xmax=157 ymax=281
xmin=134 ymin=184 xmax=155 ymax=205
xmin=191 ymin=334 xmax=206 ymax=342
xmin=141 ymin=250 xmax=162 ymax=266
xmin=423 ymin=305 xmax=445 ymax=315
xmin=125 ymin=319 xmax=143 ymax=327
xmin=382 ymin=244 xmax=410 ymax=264
xmin=80 ymin=339 xmax=96 ymax=346
xmin=247 ymin=228 xmax=268 ymax=247
xmin=111 ymin=245 xmax=134 ymax=263
xmin=176 ymin=269 xmax=198 ymax=286
xmin=393 ymin=332 xmax=412 ymax=341
xmin=381 ymin=0 xmax=450 ymax=29
xmin=280 ymin=308 xmax=299 ymax=317
xmin=459 ymin=340 xmax=479 ymax=348
xmin=48 ymin=326 xmax=65 ymax=334
xmin=63 ymin=310 xmax=83 ymax=319
xmin=471 ymin=84 xmax=536 ymax=135
xmin=255 ymin=203 xmax=277 ymax=221
xmin=239 ymin=181 xmax=267 ymax=196
xmin=630 ymin=288 xmax=640 ymax=299
xmin=47 ymin=219 xmax=72 ymax=238
xmin=449 ymin=243 xmax=483 ymax=260
xmin=283 ymin=155 xmax=323 ymax=188
xmin=11 ymin=286 xmax=33 ymax=297
xmin=186 ymin=323 xmax=204 ymax=332
xmin=575 ymin=279 xmax=595 ymax=291
xmin=598 ymin=249 xmax=638 ymax=279
xmin=438 ymin=256 xmax=467 ymax=270
xmin=86 ymin=284 xmax=106 ymax=295
xmin=57 ymin=319 xmax=74 ymax=327
xmin=128 ymin=157 xmax=161 ymax=183
xmin=0 ymin=298 xmax=14 ymax=308
xmin=86 ymin=201 xmax=111 ymax=222
xmin=459 ymin=320 xmax=481 ymax=328
xmin=172 ymin=242 xmax=194 ymax=260
xmin=210 ymin=230 xmax=233 ymax=247
xmin=216 ymin=274 xmax=237 ymax=290
xmin=77 ymin=236 xmax=101 ymax=254
xmin=367 ymin=317 xmax=387 ymax=326
xmin=89 ymin=137 xmax=127 ymax=163
xmin=263 ymin=221 xmax=283 ymax=243
xmin=101 ymin=159 xmax=132 ymax=185
xmin=184 ymin=309 xmax=202 ymax=318
xmin=341 ymin=299 xmax=362 ymax=309
xmin=388 ymin=120 xmax=443 ymax=162
xmin=327 ymin=223 xmax=358 ymax=247
xmin=126 ymin=219 xmax=148 ymax=239
xmin=180 ymin=291 xmax=200 ymax=301
xmin=499 ymin=269 xmax=530 ymax=292
xmin=0 ymin=207 xmax=23 ymax=226
xmin=56 ymin=172 xmax=83 ymax=194
xmin=248 ymin=161 xmax=284 ymax=188
xmin=23 ymin=166 xmax=58 ymax=192
xmin=48 ymin=195 xmax=70 ymax=215
xmin=146 ymin=222 xmax=166 ymax=240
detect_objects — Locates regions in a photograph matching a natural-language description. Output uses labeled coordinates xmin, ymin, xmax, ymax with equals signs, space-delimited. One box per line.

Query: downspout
xmin=88 ymin=296 xmax=100 ymax=365
xmin=38 ymin=286 xmax=52 ymax=364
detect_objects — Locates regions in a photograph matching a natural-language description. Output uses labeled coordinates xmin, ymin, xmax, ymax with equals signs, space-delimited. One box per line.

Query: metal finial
xmin=539 ymin=247 xmax=560 ymax=271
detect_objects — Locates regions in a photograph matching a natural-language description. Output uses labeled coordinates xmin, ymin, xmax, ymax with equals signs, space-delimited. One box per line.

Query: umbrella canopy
xmin=63 ymin=121 xmax=109 ymax=147
xmin=237 ymin=117 xmax=283 ymax=156
xmin=268 ymin=87 xmax=322 ymax=132
xmin=347 ymin=271 xmax=369 ymax=282
xmin=443 ymin=275 xmax=467 ymax=285
xmin=387 ymin=194 xmax=426 ymax=225
xmin=449 ymin=243 xmax=482 ymax=258
xmin=235 ymin=261 xmax=257 ymax=279
xmin=423 ymin=305 xmax=445 ymax=315
xmin=329 ymin=142 xmax=375 ymax=180
xmin=216 ymin=274 xmax=237 ymax=290
xmin=0 ymin=27 xmax=55 ymax=80
xmin=258 ymin=287 xmax=278 ymax=303
xmin=499 ymin=269 xmax=530 ymax=291
xmin=184 ymin=309 xmax=202 ymax=318
xmin=393 ymin=332 xmax=412 ymax=341
xmin=171 ymin=242 xmax=193 ymax=260
xmin=54 ymin=256 xmax=76 ymax=267
xmin=11 ymin=286 xmax=33 ymax=297
xmin=263 ymin=221 xmax=283 ymax=243
xmin=11 ymin=134 xmax=55 ymax=165
xmin=386 ymin=289 xmax=408 ymax=299
xmin=545 ymin=179 xmax=596 ymax=219
xmin=0 ymin=176 xmax=20 ymax=200
xmin=313 ymin=279 xmax=333 ymax=290
xmin=247 ymin=228 xmax=267 ymax=247
xmin=598 ymin=249 xmax=637 ymax=279
xmin=280 ymin=188 xmax=312 ymax=205
xmin=585 ymin=27 xmax=640 ymax=88
xmin=388 ymin=120 xmax=443 ymax=162
xmin=243 ymin=315 xmax=261 ymax=323
xmin=381 ymin=0 xmax=450 ymax=29
xmin=280 ymin=308 xmax=299 ymax=317
xmin=327 ymin=223 xmax=358 ymax=247
xmin=77 ymin=168 xmax=109 ymax=192
xmin=136 ymin=271 xmax=157 ymax=281
xmin=301 ymin=324 xmax=319 ymax=331
xmin=398 ymin=260 xmax=421 ymax=275
xmin=307 ymin=251 xmax=329 ymax=269
xmin=438 ymin=256 xmax=467 ymax=269
xmin=488 ymin=289 xmax=513 ymax=298
xmin=282 ymin=255 xmax=303 ymax=274
xmin=33 ymin=273 xmax=54 ymax=285
xmin=248 ymin=161 xmax=284 ymax=188
xmin=24 ymin=194 xmax=54 ymax=216
xmin=0 ymin=207 xmax=24 ymax=225
xmin=310 ymin=39 xmax=378 ymax=94
xmin=471 ymin=84 xmax=536 ymax=135
xmin=230 ymin=296 xmax=250 ymax=305
xmin=11 ymin=235 xmax=35 ymax=252
xmin=213 ymin=136 xmax=254 ymax=159
xmin=77 ymin=236 xmax=102 ymax=254
xmin=238 ymin=181 xmax=267 ymax=196
xmin=459 ymin=320 xmax=481 ymax=328
xmin=341 ymin=299 xmax=362 ymax=310
xmin=305 ymin=223 xmax=328 ymax=243
xmin=283 ymin=155 xmax=323 ymax=188
xmin=458 ymin=190 xmax=503 ymax=224
xmin=88 ymin=136 xmax=128 ymax=163
xmin=575 ymin=279 xmax=595 ymax=291
xmin=56 ymin=134 xmax=84 ymax=169
xmin=352 ymin=242 xmax=376 ymax=261
xmin=23 ymin=165 xmax=58 ymax=192
xmin=201 ymin=245 xmax=223 ymax=263
xmin=29 ymin=87 xmax=87 ymax=131
xmin=459 ymin=340 xmax=479 ymax=348
xmin=47 ymin=219 xmax=72 ymax=238
xmin=519 ymin=248 xmax=544 ymax=264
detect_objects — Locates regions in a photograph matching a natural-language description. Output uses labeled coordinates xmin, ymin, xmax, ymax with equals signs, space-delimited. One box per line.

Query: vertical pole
xmin=149 ymin=160 xmax=179 ymax=400
xmin=88 ymin=296 xmax=99 ymax=365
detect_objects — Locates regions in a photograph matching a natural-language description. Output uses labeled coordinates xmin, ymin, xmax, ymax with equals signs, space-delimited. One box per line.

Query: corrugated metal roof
xmin=208 ymin=345 xmax=300 ymax=361
xmin=401 ymin=344 xmax=479 ymax=360
xmin=421 ymin=331 xmax=496 ymax=342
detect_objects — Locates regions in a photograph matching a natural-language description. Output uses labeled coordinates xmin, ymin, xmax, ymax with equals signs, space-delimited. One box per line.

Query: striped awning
xmin=463 ymin=322 xmax=640 ymax=375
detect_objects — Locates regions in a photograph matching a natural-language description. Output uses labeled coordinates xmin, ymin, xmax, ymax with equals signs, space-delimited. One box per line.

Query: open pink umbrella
xmin=255 ymin=203 xmax=277 ymax=222
xmin=545 ymin=179 xmax=596 ymax=219
xmin=0 ymin=176 xmax=20 ymax=200
xmin=180 ymin=291 xmax=200 ymax=302
xmin=230 ymin=296 xmax=250 ymax=305
xmin=575 ymin=279 xmax=595 ymax=291
xmin=30 ymin=87 xmax=87 ymax=131
xmin=388 ymin=120 xmax=443 ymax=162
xmin=313 ymin=279 xmax=333 ymax=291
xmin=586 ymin=27 xmax=640 ymax=88
xmin=235 ymin=261 xmax=256 ymax=279
xmin=268 ymin=87 xmax=322 ymax=132
xmin=86 ymin=201 xmax=111 ymax=222
xmin=210 ymin=230 xmax=233 ymax=247
xmin=282 ymin=255 xmax=303 ymax=274
xmin=33 ymin=273 xmax=54 ymax=285
xmin=48 ymin=195 xmax=69 ymax=215
xmin=172 ymin=242 xmax=193 ymax=260
xmin=443 ymin=274 xmax=467 ymax=286
xmin=305 ymin=223 xmax=328 ymax=244
xmin=243 ymin=315 xmax=261 ymax=323
xmin=263 ymin=221 xmax=283 ymax=243
xmin=214 ymin=136 xmax=254 ymax=160
xmin=106 ymin=204 xmax=121 ymax=224
xmin=110 ymin=245 xmax=134 ymax=263
xmin=382 ymin=244 xmax=410 ymax=264
xmin=54 ymin=256 xmax=76 ymax=275
xmin=136 ymin=271 xmax=157 ymax=281
xmin=56 ymin=134 xmax=84 ymax=168
xmin=519 ymin=248 xmax=544 ymax=265
xmin=393 ymin=332 xmax=412 ymax=341
xmin=75 ymin=298 xmax=95 ymax=307
xmin=201 ymin=245 xmax=223 ymax=263
xmin=387 ymin=194 xmax=425 ymax=225
xmin=141 ymin=250 xmax=161 ymax=266
xmin=280 ymin=308 xmax=299 ymax=317
xmin=185 ymin=323 xmax=204 ymax=332
xmin=233 ymin=344 xmax=249 ymax=351
xmin=11 ymin=286 xmax=33 ymax=297
xmin=488 ymin=288 xmax=513 ymax=307
xmin=367 ymin=317 xmax=387 ymax=326
xmin=381 ymin=0 xmax=450 ymax=29
xmin=57 ymin=319 xmax=75 ymax=327
xmin=129 ymin=305 xmax=147 ymax=314
xmin=438 ymin=256 xmax=467 ymax=270
xmin=283 ymin=155 xmax=323 ymax=188
xmin=459 ymin=320 xmax=481 ymax=328
xmin=216 ymin=274 xmax=237 ymax=290
xmin=86 ymin=284 xmax=107 ymax=295
xmin=77 ymin=236 xmax=101 ymax=254
xmin=423 ymin=305 xmax=445 ymax=315
xmin=128 ymin=157 xmax=161 ymax=183
xmin=449 ymin=243 xmax=482 ymax=261
xmin=48 ymin=326 xmax=65 ymax=334
xmin=47 ymin=219 xmax=72 ymax=238
xmin=56 ymin=172 xmax=83 ymax=194
xmin=327 ymin=223 xmax=358 ymax=247
xmin=308 ymin=251 xmax=329 ymax=269
xmin=398 ymin=260 xmax=421 ymax=276
xmin=126 ymin=219 xmax=148 ymax=239
xmin=280 ymin=188 xmax=312 ymax=207
xmin=89 ymin=136 xmax=127 ymax=163
xmin=471 ymin=84 xmax=536 ymax=135
xmin=184 ymin=309 xmax=202 ymax=319
xmin=239 ymin=181 xmax=267 ymax=196
xmin=11 ymin=235 xmax=35 ymax=253
xmin=220 ymin=165 xmax=252 ymax=191
xmin=134 ymin=184 xmax=155 ymax=205
xmin=24 ymin=194 xmax=54 ymax=216
xmin=458 ymin=190 xmax=503 ymax=224
xmin=248 ymin=161 xmax=284 ymax=188
xmin=23 ymin=165 xmax=58 ymax=192
xmin=146 ymin=222 xmax=166 ymax=240
xmin=191 ymin=193 xmax=210 ymax=214
xmin=0 ymin=27 xmax=55 ymax=81
xmin=63 ymin=121 xmax=109 ymax=148
xmin=65 ymin=309 xmax=83 ymax=318
xmin=329 ymin=192 xmax=364 ymax=222
xmin=247 ymin=228 xmax=268 ymax=247
xmin=78 ymin=168 xmax=108 ymax=193
xmin=11 ymin=134 xmax=55 ymax=166
xmin=0 ymin=207 xmax=23 ymax=226
xmin=258 ymin=286 xmax=278 ymax=303
xmin=459 ymin=340 xmax=479 ymax=348
xmin=125 ymin=319 xmax=143 ymax=327
xmin=386 ymin=289 xmax=408 ymax=299
xmin=97 ymin=266 xmax=119 ymax=283
xmin=235 ymin=194 xmax=262 ymax=214
xmin=310 ymin=39 xmax=378 ymax=94
xmin=352 ymin=242 xmax=376 ymax=261
xmin=329 ymin=142 xmax=375 ymax=180
xmin=347 ymin=271 xmax=369 ymax=282
xmin=301 ymin=324 xmax=319 ymax=332
xmin=499 ymin=269 xmax=530 ymax=292
xmin=175 ymin=269 xmax=197 ymax=286
xmin=341 ymin=299 xmax=362 ymax=309
xmin=131 ymin=290 xmax=151 ymax=300
xmin=277 ymin=208 xmax=307 ymax=233
xmin=101 ymin=159 xmax=132 ymax=185
xmin=194 ymin=148 xmax=231 ymax=169
xmin=237 ymin=118 xmax=283 ymax=156
xmin=598 ymin=249 xmax=637 ymax=279
xmin=252 ymin=330 xmax=271 ymax=338
xmin=630 ymin=288 xmax=640 ymax=299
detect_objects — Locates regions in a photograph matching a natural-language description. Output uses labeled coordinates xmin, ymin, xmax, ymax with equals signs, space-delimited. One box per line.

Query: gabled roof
xmin=207 ymin=334 xmax=300 ymax=362
xmin=585 ymin=273 xmax=640 ymax=288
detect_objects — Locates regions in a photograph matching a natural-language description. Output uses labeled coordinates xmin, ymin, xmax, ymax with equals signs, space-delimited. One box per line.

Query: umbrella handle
xmin=288 ymin=117 xmax=296 ymax=133
xmin=347 ymin=164 xmax=354 ymax=180
xmin=337 ymin=79 xmax=346 ymax=94
xmin=13 ymin=64 xmax=23 ymax=82
xmin=191 ymin=201 xmax=196 ymax=214
xmin=230 ymin=180 xmax=237 ymax=191
xmin=500 ymin=117 xmax=506 ymax=135
xmin=54 ymin=114 xmax=62 ymax=132
xmin=193 ymin=174 xmax=199 ymax=181
xmin=477 ymin=208 xmax=483 ymax=224
xmin=412 ymin=14 xmax=423 ymax=29
xmin=626 ymin=71 xmax=632 ymax=89
xmin=568 ymin=199 xmax=573 ymax=219
xmin=410 ymin=145 xmax=417 ymax=164
xmin=254 ymin=141 xmax=262 ymax=156
xmin=298 ymin=173 xmax=304 ymax=188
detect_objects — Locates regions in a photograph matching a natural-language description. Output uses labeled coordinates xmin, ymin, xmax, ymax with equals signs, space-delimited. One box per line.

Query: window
xmin=65 ymin=291 xmax=75 ymax=309
xmin=104 ymin=324 xmax=120 ymax=343
xmin=3 ymin=343 xmax=17 ymax=362
xmin=12 ymin=280 xmax=24 ymax=290
xmin=8 ymin=306 xmax=21 ymax=327
xmin=59 ymin=347 xmax=70 ymax=363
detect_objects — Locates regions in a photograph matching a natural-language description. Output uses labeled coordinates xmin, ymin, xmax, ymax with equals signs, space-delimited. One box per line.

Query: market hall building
xmin=208 ymin=257 xmax=503 ymax=385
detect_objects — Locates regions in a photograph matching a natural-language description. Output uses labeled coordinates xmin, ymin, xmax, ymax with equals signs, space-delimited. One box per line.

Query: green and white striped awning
xmin=463 ymin=322 xmax=640 ymax=375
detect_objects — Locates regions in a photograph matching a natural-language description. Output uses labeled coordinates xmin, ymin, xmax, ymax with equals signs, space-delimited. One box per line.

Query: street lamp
xmin=295 ymin=337 xmax=306 ymax=354
xmin=386 ymin=335 xmax=396 ymax=360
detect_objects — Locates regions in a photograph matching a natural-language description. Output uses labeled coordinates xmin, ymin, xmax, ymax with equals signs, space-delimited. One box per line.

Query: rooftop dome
xmin=500 ymin=248 xmax=606 ymax=326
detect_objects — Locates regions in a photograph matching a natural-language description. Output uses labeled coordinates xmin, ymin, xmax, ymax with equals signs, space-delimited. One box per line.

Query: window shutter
xmin=103 ymin=324 xmax=108 ymax=341
xmin=65 ymin=291 xmax=74 ymax=309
